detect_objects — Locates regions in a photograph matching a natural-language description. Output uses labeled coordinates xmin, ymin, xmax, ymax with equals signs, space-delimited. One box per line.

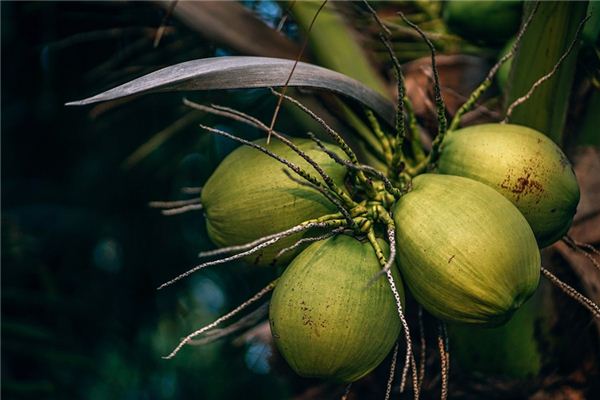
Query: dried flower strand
xmin=541 ymin=267 xmax=600 ymax=318
xmin=159 ymin=219 xmax=344 ymax=290
xmin=163 ymin=280 xmax=277 ymax=359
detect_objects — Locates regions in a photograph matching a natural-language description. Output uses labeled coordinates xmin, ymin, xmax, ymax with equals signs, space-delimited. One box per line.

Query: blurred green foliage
xmin=0 ymin=2 xmax=301 ymax=398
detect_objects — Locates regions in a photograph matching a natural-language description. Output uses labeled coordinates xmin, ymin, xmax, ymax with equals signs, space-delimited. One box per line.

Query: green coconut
xmin=201 ymin=138 xmax=347 ymax=266
xmin=443 ymin=0 xmax=523 ymax=46
xmin=392 ymin=174 xmax=540 ymax=326
xmin=438 ymin=124 xmax=580 ymax=247
xmin=269 ymin=235 xmax=403 ymax=382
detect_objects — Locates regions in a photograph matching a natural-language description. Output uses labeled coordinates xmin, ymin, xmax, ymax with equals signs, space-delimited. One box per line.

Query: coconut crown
xmin=201 ymin=138 xmax=347 ymax=265
xmin=392 ymin=174 xmax=540 ymax=326
xmin=269 ymin=234 xmax=403 ymax=382
xmin=438 ymin=123 xmax=580 ymax=248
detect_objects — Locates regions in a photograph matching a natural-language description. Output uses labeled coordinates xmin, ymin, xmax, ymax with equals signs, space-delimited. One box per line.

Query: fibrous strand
xmin=449 ymin=1 xmax=540 ymax=131
xmin=437 ymin=322 xmax=449 ymax=400
xmin=187 ymin=303 xmax=269 ymax=346
xmin=266 ymin=0 xmax=329 ymax=142
xmin=274 ymin=227 xmax=346 ymax=262
xmin=199 ymin=124 xmax=326 ymax=192
xmin=368 ymin=228 xmax=418 ymax=399
xmin=269 ymin=88 xmax=359 ymax=164
xmin=385 ymin=343 xmax=399 ymax=400
xmin=281 ymin=168 xmax=355 ymax=225
xmin=562 ymin=236 xmax=600 ymax=271
xmin=307 ymin=132 xmax=403 ymax=198
xmin=149 ymin=198 xmax=201 ymax=208
xmin=504 ymin=13 xmax=590 ymax=122
xmin=181 ymin=186 xmax=202 ymax=194
xmin=160 ymin=203 xmax=204 ymax=216
xmin=541 ymin=267 xmax=600 ymax=319
xmin=197 ymin=215 xmax=343 ymax=259
xmin=418 ymin=306 xmax=426 ymax=390
xmin=189 ymin=102 xmax=354 ymax=209
xmin=149 ymin=198 xmax=204 ymax=216
xmin=162 ymin=280 xmax=277 ymax=359
xmin=159 ymin=220 xmax=343 ymax=290
xmin=399 ymin=12 xmax=446 ymax=139
xmin=564 ymin=236 xmax=600 ymax=257
xmin=187 ymin=100 xmax=347 ymax=205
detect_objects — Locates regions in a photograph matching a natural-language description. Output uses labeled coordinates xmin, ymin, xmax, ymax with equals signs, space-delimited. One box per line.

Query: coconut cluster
xmin=191 ymin=122 xmax=578 ymax=382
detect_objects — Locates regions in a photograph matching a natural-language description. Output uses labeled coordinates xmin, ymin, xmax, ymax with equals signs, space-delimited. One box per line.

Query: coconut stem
xmin=385 ymin=342 xmax=399 ymax=400
xmin=307 ymin=131 xmax=404 ymax=199
xmin=159 ymin=219 xmax=345 ymax=290
xmin=189 ymin=101 xmax=339 ymax=194
xmin=365 ymin=109 xmax=394 ymax=168
xmin=503 ymin=13 xmax=590 ymax=123
xmin=403 ymin=97 xmax=426 ymax=163
xmin=407 ymin=351 xmax=420 ymax=399
xmin=268 ymin=89 xmax=375 ymax=196
xmin=199 ymin=124 xmax=318 ymax=186
xmin=541 ymin=267 xmax=600 ymax=319
xmin=162 ymin=279 xmax=277 ymax=359
xmin=448 ymin=2 xmax=540 ymax=132
xmin=362 ymin=0 xmax=390 ymax=36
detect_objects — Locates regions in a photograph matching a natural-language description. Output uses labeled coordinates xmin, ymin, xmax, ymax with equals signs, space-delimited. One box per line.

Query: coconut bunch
xmin=146 ymin=7 xmax=600 ymax=396
xmin=150 ymin=18 xmax=597 ymax=392
xmin=154 ymin=95 xmax=589 ymax=386
xmin=70 ymin=2 xmax=600 ymax=397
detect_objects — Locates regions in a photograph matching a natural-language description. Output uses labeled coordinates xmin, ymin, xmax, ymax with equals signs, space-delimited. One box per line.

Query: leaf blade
xmin=65 ymin=56 xmax=396 ymax=126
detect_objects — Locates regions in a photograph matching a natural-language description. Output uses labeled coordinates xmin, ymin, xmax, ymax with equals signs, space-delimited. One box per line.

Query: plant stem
xmin=505 ymin=1 xmax=588 ymax=144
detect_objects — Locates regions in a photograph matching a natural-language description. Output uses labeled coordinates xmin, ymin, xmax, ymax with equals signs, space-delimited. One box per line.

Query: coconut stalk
xmin=505 ymin=1 xmax=588 ymax=144
xmin=290 ymin=1 xmax=393 ymax=166
xmin=447 ymin=290 xmax=544 ymax=378
xmin=577 ymin=88 xmax=600 ymax=147
xmin=290 ymin=1 xmax=388 ymax=97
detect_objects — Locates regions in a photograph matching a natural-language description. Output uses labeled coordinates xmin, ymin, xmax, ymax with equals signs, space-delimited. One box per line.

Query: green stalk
xmin=337 ymin=100 xmax=388 ymax=164
xmin=365 ymin=109 xmax=394 ymax=167
xmin=291 ymin=1 xmax=388 ymax=97
xmin=505 ymin=1 xmax=588 ymax=144
xmin=577 ymin=88 xmax=600 ymax=147
xmin=448 ymin=289 xmax=544 ymax=378
xmin=291 ymin=1 xmax=391 ymax=167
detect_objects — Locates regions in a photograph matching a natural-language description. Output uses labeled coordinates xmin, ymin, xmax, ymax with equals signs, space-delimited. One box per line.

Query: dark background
xmin=1 ymin=2 xmax=303 ymax=398
xmin=3 ymin=2 xmax=600 ymax=400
